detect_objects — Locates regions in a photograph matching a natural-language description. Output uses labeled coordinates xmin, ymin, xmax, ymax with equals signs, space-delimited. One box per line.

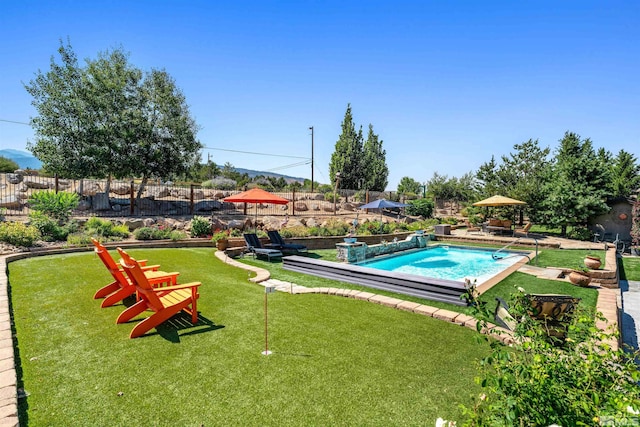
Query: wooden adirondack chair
xmin=117 ymin=248 xmax=201 ymax=339
xmin=92 ymin=239 xmax=179 ymax=308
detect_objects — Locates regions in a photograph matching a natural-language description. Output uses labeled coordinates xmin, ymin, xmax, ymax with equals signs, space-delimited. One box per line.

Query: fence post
xmin=292 ymin=188 xmax=296 ymax=216
xmin=54 ymin=174 xmax=59 ymax=193
xmin=130 ymin=181 xmax=135 ymax=215
xmin=190 ymin=184 xmax=194 ymax=215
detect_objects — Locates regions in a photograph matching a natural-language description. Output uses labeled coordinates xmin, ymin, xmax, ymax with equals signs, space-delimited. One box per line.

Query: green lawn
xmin=10 ymin=248 xmax=492 ymax=426
xmin=621 ymin=256 xmax=640 ymax=281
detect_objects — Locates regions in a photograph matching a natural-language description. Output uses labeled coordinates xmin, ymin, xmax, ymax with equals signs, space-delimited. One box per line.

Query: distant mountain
xmin=0 ymin=149 xmax=42 ymax=170
xmin=0 ymin=150 xmax=308 ymax=183
xmin=233 ymin=167 xmax=306 ymax=184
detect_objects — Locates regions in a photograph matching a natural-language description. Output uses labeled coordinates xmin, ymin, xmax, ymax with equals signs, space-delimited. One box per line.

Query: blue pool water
xmin=359 ymin=245 xmax=525 ymax=284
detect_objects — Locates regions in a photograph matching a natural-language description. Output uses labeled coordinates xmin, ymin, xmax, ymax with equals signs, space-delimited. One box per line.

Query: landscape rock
xmin=93 ymin=193 xmax=111 ymax=211
xmin=0 ymin=196 xmax=20 ymax=209
xmin=24 ymin=178 xmax=52 ymax=189
xmin=111 ymin=184 xmax=130 ymax=195
xmin=82 ymin=182 xmax=101 ymax=196
xmin=6 ymin=174 xmax=22 ymax=184
xmin=227 ymin=219 xmax=245 ymax=230
xmin=294 ymin=202 xmax=308 ymax=211
xmin=194 ymin=200 xmax=222 ymax=212
xmin=124 ymin=219 xmax=145 ymax=231
xmin=76 ymin=200 xmax=92 ymax=211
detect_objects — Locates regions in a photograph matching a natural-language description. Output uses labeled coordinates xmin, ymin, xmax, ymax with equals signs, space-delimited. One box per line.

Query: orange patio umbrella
xmin=223 ymin=188 xmax=290 ymax=229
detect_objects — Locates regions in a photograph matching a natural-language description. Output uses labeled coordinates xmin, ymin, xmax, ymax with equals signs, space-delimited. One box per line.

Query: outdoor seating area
xmin=483 ymin=218 xmax=513 ymax=235
xmin=267 ymin=230 xmax=308 ymax=254
xmin=91 ymin=244 xmax=201 ymax=339
xmin=92 ymin=239 xmax=179 ymax=308
xmin=243 ymin=233 xmax=283 ymax=261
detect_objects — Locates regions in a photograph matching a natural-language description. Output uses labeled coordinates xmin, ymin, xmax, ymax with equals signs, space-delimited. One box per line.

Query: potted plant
xmin=212 ymin=230 xmax=230 ymax=250
xmin=584 ymin=254 xmax=602 ymax=270
xmin=631 ymin=199 xmax=640 ymax=256
xmin=568 ymin=266 xmax=591 ymax=287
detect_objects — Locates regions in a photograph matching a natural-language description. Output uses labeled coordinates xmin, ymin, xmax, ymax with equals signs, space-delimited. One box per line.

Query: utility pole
xmin=309 ymin=126 xmax=314 ymax=192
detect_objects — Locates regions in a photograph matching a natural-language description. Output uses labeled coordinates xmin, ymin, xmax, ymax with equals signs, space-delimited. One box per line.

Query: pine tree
xmin=329 ymin=104 xmax=363 ymax=190
xmin=541 ymin=132 xmax=610 ymax=236
xmin=362 ymin=124 xmax=389 ymax=191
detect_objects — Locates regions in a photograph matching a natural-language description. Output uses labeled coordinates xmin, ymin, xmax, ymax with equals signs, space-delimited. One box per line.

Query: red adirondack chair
xmin=117 ymin=248 xmax=201 ymax=339
xmin=91 ymin=239 xmax=178 ymax=308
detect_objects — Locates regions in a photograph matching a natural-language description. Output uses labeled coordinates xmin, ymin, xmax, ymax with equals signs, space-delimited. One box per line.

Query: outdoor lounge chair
xmin=464 ymin=220 xmax=482 ymax=234
xmin=267 ymin=230 xmax=308 ymax=254
xmin=91 ymin=238 xmax=179 ymax=308
xmin=117 ymin=248 xmax=201 ymax=339
xmin=513 ymin=222 xmax=532 ymax=237
xmin=494 ymin=293 xmax=581 ymax=343
xmin=243 ymin=233 xmax=283 ymax=261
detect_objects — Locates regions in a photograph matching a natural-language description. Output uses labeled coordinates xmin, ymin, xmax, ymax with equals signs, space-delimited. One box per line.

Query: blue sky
xmin=1 ymin=1 xmax=638 ymax=189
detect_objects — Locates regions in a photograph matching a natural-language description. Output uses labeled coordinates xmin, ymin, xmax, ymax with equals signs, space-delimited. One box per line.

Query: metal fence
xmin=0 ymin=173 xmax=398 ymax=219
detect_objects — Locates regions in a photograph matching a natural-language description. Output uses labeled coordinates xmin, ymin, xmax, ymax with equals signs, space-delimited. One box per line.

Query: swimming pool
xmin=282 ymin=244 xmax=530 ymax=306
xmin=359 ymin=245 xmax=527 ymax=285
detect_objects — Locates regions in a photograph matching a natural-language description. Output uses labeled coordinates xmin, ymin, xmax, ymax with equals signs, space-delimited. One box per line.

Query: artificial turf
xmin=9 ymin=248 xmax=491 ymax=426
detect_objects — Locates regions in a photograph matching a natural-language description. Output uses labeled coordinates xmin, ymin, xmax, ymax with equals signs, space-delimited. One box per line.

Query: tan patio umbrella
xmin=472 ymin=195 xmax=526 ymax=207
xmin=473 ymin=195 xmax=526 ymax=227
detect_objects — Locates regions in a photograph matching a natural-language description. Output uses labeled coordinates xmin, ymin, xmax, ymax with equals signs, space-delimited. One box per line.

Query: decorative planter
xmin=343 ymin=237 xmax=357 ymax=244
xmin=569 ymin=271 xmax=591 ymax=287
xmin=216 ymin=239 xmax=229 ymax=250
xmin=415 ymin=230 xmax=425 ymax=235
xmin=584 ymin=256 xmax=602 ymax=270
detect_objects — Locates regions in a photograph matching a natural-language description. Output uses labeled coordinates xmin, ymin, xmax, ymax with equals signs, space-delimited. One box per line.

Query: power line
xmin=0 ymin=119 xmax=31 ymax=126
xmin=203 ymin=146 xmax=309 ymax=160
xmin=265 ymin=160 xmax=311 ymax=173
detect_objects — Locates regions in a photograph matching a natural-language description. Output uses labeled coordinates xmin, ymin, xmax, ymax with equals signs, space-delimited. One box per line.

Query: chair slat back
xmin=268 ymin=230 xmax=285 ymax=245
xmin=92 ymin=239 xmax=129 ymax=285
xmin=117 ymin=248 xmax=165 ymax=311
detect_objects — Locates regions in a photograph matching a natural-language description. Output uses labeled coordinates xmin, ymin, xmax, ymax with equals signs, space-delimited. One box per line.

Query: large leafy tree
xmin=362 ymin=124 xmax=389 ymax=191
xmin=609 ymin=149 xmax=640 ymax=199
xmin=541 ymin=132 xmax=610 ymax=236
xmin=330 ymin=104 xmax=363 ymax=190
xmin=25 ymin=40 xmax=94 ymax=179
xmin=25 ymin=40 xmax=202 ymax=199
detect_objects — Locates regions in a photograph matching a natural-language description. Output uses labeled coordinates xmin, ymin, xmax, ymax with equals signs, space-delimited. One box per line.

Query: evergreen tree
xmin=329 ymin=104 xmax=363 ymax=190
xmin=541 ymin=132 xmax=610 ymax=236
xmin=609 ymin=149 xmax=640 ymax=199
xmin=362 ymin=124 xmax=389 ymax=191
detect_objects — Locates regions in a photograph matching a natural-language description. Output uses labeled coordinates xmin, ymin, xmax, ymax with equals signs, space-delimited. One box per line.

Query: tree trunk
xmin=561 ymin=224 xmax=568 ymax=236
xmin=135 ymin=175 xmax=149 ymax=209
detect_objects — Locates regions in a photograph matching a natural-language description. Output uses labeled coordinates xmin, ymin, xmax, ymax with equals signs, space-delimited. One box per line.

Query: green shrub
xmin=406 ymin=199 xmax=434 ymax=218
xmin=568 ymin=225 xmax=592 ymax=241
xmin=280 ymin=226 xmax=311 ymax=238
xmin=190 ymin=216 xmax=212 ymax=238
xmin=324 ymin=192 xmax=338 ymax=202
xmin=84 ymin=217 xmax=129 ymax=239
xmin=169 ymin=230 xmax=188 ymax=241
xmin=28 ymin=191 xmax=79 ymax=223
xmin=442 ymin=216 xmax=458 ymax=225
xmin=0 ymin=156 xmax=19 ymax=173
xmin=0 ymin=221 xmax=40 ymax=247
xmin=317 ymin=184 xmax=332 ymax=194
xmin=463 ymin=288 xmax=640 ymax=426
xmin=66 ymin=233 xmax=93 ymax=246
xmin=29 ymin=211 xmax=72 ymax=241
xmin=133 ymin=226 xmax=171 ymax=240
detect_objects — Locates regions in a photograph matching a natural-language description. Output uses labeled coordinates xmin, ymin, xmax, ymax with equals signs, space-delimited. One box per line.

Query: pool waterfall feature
xmin=282 ymin=234 xmax=528 ymax=306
